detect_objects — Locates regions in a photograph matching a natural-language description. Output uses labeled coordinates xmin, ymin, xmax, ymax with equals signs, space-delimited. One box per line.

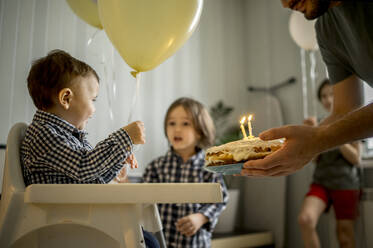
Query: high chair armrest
xmin=24 ymin=183 xmax=223 ymax=204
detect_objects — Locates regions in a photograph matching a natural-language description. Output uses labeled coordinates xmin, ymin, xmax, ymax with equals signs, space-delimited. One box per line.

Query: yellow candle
xmin=248 ymin=115 xmax=254 ymax=138
xmin=240 ymin=117 xmax=248 ymax=140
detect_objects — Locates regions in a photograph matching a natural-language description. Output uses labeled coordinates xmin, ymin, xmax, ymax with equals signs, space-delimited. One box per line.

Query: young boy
xmin=21 ymin=50 xmax=160 ymax=247
xmin=21 ymin=49 xmax=145 ymax=185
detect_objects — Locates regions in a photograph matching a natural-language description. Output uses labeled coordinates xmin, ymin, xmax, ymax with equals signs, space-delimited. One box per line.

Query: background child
xmin=298 ymin=79 xmax=361 ymax=248
xmin=143 ymin=97 xmax=228 ymax=248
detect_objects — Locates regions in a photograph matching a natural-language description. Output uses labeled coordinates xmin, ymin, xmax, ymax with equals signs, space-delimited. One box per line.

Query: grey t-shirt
xmin=313 ymin=148 xmax=360 ymax=190
xmin=316 ymin=3 xmax=373 ymax=86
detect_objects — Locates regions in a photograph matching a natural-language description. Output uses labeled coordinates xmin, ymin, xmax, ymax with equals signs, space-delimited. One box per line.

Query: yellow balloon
xmin=98 ymin=0 xmax=203 ymax=74
xmin=66 ymin=0 xmax=103 ymax=29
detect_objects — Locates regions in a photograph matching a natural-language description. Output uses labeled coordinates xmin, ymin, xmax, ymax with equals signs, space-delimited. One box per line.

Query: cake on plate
xmin=205 ymin=137 xmax=284 ymax=167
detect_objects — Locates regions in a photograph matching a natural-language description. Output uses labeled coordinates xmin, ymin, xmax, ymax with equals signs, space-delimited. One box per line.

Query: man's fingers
xmin=259 ymin=126 xmax=291 ymax=141
xmin=243 ymin=151 xmax=282 ymax=170
xmin=241 ymin=165 xmax=289 ymax=177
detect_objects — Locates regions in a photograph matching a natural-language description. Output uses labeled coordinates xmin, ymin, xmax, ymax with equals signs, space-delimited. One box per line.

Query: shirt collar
xmin=167 ymin=146 xmax=205 ymax=166
xmin=33 ymin=110 xmax=87 ymax=139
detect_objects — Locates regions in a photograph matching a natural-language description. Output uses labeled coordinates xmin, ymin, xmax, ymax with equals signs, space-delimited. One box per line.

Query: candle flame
xmin=248 ymin=115 xmax=253 ymax=121
xmin=240 ymin=116 xmax=246 ymax=124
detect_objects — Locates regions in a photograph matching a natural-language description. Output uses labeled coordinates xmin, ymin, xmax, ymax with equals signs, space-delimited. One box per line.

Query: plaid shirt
xmin=21 ymin=110 xmax=133 ymax=185
xmin=143 ymin=148 xmax=229 ymax=248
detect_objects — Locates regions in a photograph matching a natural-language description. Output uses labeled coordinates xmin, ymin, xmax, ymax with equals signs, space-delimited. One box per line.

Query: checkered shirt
xmin=143 ymin=148 xmax=229 ymax=248
xmin=21 ymin=110 xmax=133 ymax=185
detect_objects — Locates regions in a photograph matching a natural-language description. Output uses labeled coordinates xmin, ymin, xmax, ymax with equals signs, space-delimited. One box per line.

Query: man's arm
xmin=241 ymin=75 xmax=371 ymax=177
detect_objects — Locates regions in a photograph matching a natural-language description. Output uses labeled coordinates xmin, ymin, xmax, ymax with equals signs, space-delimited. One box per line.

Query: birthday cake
xmin=205 ymin=137 xmax=284 ymax=167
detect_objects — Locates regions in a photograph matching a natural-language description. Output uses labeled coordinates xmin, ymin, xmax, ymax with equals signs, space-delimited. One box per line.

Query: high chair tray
xmin=204 ymin=163 xmax=243 ymax=175
xmin=24 ymin=183 xmax=223 ymax=204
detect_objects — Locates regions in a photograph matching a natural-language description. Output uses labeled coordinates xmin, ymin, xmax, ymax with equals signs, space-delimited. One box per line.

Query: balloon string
xmin=87 ymin=29 xmax=100 ymax=46
xmin=103 ymin=63 xmax=114 ymax=121
xmin=309 ymin=50 xmax=317 ymax=118
xmin=127 ymin=73 xmax=141 ymax=123
xmin=301 ymin=48 xmax=308 ymax=119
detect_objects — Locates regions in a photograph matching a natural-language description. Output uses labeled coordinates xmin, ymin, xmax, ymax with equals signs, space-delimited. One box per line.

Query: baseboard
xmin=212 ymin=231 xmax=273 ymax=248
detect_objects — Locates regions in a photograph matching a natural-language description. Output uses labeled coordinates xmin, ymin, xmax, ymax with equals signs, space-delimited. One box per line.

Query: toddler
xmin=21 ymin=49 xmax=144 ymax=185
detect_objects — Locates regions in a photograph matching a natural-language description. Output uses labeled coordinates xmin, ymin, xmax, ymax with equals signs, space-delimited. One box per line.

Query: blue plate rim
xmin=204 ymin=162 xmax=244 ymax=175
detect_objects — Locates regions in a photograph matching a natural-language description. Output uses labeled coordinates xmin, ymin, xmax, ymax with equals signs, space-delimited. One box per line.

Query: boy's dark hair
xmin=27 ymin=49 xmax=99 ymax=110
xmin=317 ymin=79 xmax=332 ymax=102
xmin=164 ymin=97 xmax=216 ymax=149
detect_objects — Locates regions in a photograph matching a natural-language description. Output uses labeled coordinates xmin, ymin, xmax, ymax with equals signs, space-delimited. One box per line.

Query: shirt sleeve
xmin=316 ymin=21 xmax=353 ymax=84
xmin=142 ymin=160 xmax=160 ymax=183
xmin=197 ymin=172 xmax=229 ymax=232
xmin=29 ymin=124 xmax=133 ymax=182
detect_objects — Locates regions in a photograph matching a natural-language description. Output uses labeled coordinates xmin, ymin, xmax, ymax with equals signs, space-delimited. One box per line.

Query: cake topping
xmin=205 ymin=138 xmax=284 ymax=166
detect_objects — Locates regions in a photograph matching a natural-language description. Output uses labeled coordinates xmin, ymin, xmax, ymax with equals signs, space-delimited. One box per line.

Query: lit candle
xmin=240 ymin=117 xmax=248 ymax=140
xmin=248 ymin=115 xmax=254 ymax=138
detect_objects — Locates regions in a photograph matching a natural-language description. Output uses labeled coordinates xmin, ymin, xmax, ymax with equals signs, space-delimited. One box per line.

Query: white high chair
xmin=0 ymin=123 xmax=223 ymax=248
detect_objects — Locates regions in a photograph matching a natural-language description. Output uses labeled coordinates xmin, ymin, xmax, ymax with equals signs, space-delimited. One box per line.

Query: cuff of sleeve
xmin=198 ymin=210 xmax=216 ymax=232
xmin=112 ymin=129 xmax=134 ymax=154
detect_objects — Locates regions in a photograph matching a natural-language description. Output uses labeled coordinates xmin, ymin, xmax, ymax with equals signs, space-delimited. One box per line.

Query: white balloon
xmin=289 ymin=11 xmax=318 ymax=51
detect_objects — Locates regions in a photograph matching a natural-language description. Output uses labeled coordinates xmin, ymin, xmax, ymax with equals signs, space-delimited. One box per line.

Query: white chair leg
xmin=141 ymin=204 xmax=162 ymax=233
xmin=120 ymin=204 xmax=146 ymax=248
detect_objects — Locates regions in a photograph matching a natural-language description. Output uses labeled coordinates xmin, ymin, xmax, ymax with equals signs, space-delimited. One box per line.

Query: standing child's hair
xmin=27 ymin=49 xmax=99 ymax=110
xmin=163 ymin=97 xmax=215 ymax=149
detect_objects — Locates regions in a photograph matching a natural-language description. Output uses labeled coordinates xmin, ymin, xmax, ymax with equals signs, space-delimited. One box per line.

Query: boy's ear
xmin=58 ymin=88 xmax=73 ymax=110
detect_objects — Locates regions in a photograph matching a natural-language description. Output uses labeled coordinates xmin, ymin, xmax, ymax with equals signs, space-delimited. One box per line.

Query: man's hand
xmin=241 ymin=124 xmax=324 ymax=177
xmin=123 ymin=121 xmax=145 ymax=144
xmin=175 ymin=213 xmax=208 ymax=237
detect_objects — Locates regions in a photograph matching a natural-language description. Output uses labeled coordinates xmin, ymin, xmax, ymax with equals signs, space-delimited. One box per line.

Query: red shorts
xmin=306 ymin=183 xmax=360 ymax=220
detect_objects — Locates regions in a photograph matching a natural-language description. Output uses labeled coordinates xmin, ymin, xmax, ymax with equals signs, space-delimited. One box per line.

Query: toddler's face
xmin=68 ymin=73 xmax=99 ymax=130
xmin=166 ymin=106 xmax=200 ymax=155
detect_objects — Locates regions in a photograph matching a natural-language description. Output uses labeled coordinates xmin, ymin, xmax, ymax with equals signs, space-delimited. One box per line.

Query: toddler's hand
xmin=175 ymin=213 xmax=208 ymax=237
xmin=125 ymin=154 xmax=138 ymax=169
xmin=123 ymin=121 xmax=145 ymax=144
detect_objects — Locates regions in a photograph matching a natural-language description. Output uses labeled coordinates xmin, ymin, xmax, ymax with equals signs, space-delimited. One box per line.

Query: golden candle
xmin=248 ymin=115 xmax=254 ymax=138
xmin=240 ymin=117 xmax=248 ymax=140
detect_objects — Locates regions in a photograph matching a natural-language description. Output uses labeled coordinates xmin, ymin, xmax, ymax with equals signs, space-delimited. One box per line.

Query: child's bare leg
xmin=298 ymin=196 xmax=326 ymax=248
xmin=336 ymin=220 xmax=355 ymax=248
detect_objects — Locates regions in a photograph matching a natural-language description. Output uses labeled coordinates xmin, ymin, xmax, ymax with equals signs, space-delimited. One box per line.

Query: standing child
xmin=298 ymin=79 xmax=361 ymax=248
xmin=143 ymin=97 xmax=229 ymax=248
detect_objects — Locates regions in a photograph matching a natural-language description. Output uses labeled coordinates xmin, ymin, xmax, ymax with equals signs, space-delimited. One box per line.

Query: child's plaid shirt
xmin=21 ymin=110 xmax=133 ymax=185
xmin=143 ymin=148 xmax=229 ymax=248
